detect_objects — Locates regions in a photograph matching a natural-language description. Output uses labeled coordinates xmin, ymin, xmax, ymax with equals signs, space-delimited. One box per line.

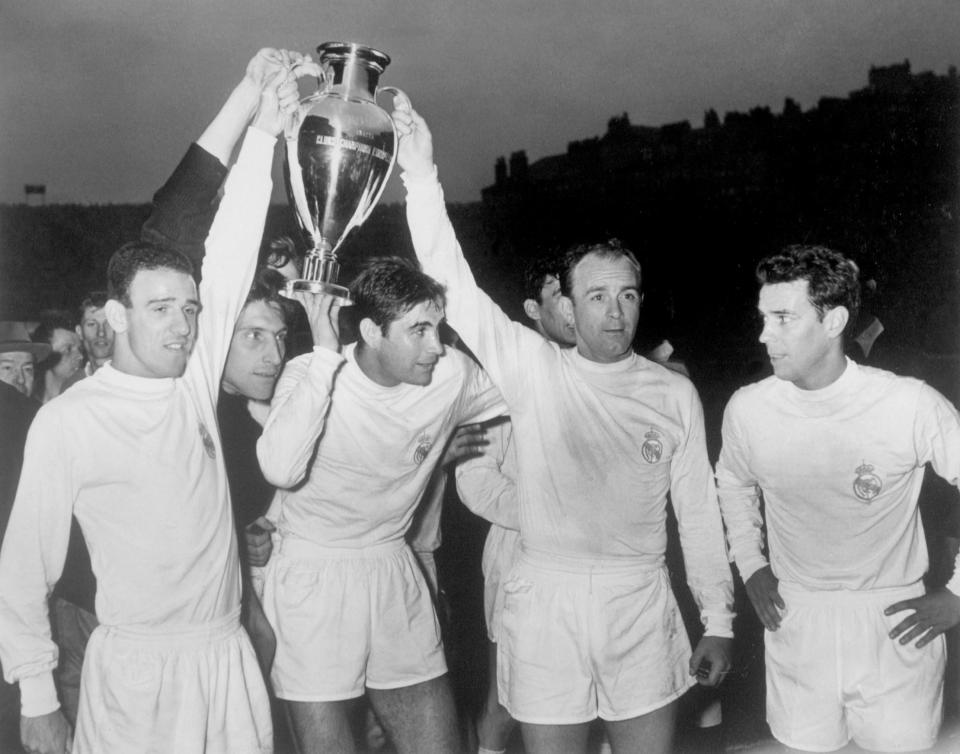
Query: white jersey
xmin=0 ymin=127 xmax=275 ymax=716
xmin=404 ymin=168 xmax=734 ymax=637
xmin=258 ymin=343 xmax=505 ymax=548
xmin=717 ymin=358 xmax=960 ymax=593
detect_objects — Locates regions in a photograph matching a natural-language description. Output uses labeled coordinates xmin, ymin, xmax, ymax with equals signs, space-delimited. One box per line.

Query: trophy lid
xmin=317 ymin=42 xmax=391 ymax=73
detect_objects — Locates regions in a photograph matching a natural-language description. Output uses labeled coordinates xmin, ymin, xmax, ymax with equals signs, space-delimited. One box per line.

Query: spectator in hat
xmin=0 ymin=322 xmax=50 ymax=399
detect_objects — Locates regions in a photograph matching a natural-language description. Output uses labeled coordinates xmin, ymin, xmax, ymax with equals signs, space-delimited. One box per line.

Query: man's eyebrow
xmin=145 ymin=296 xmax=201 ymax=306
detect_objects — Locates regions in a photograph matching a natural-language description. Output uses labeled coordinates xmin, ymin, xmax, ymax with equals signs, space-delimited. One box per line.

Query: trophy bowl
xmin=284 ymin=42 xmax=402 ymax=301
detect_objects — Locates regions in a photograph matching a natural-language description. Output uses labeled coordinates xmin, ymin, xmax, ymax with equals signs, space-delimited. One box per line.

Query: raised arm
xmin=141 ymin=49 xmax=312 ymax=272
xmin=257 ymin=291 xmax=344 ymax=488
xmin=189 ymin=56 xmax=317 ymax=397
xmin=393 ymin=98 xmax=546 ymax=403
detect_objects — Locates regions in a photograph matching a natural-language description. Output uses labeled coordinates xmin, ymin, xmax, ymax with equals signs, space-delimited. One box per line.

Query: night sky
xmin=2 ymin=1 xmax=958 ymax=206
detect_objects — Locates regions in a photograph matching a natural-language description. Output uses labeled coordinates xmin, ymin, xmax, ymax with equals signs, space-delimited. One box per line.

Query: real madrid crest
xmin=199 ymin=421 xmax=216 ymax=460
xmin=413 ymin=433 xmax=433 ymax=465
xmin=641 ymin=428 xmax=663 ymax=464
xmin=853 ymin=461 xmax=882 ymax=502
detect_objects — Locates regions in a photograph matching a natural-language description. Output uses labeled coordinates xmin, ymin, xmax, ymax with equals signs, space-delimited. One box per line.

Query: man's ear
xmin=104 ymin=299 xmax=128 ymax=334
xmin=358 ymin=317 xmax=382 ymax=348
xmin=522 ymin=299 xmax=542 ymax=323
xmin=558 ymin=296 xmax=575 ymax=327
xmin=823 ymin=306 xmax=849 ymax=340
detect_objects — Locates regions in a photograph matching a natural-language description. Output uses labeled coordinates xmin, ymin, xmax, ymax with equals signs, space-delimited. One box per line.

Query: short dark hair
xmin=32 ymin=309 xmax=77 ymax=373
xmin=33 ymin=309 xmax=76 ymax=344
xmin=350 ymin=256 xmax=446 ymax=335
xmin=244 ymin=266 xmax=295 ymax=324
xmin=107 ymin=242 xmax=194 ymax=307
xmin=78 ymin=291 xmax=109 ymax=319
xmin=558 ymin=238 xmax=642 ymax=297
xmin=259 ymin=235 xmax=301 ymax=273
xmin=756 ymin=245 xmax=860 ymax=329
xmin=521 ymin=254 xmax=565 ymax=304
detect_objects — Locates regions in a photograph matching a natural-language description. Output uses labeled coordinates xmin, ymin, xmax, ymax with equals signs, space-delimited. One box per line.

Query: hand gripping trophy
xmin=285 ymin=42 xmax=404 ymax=300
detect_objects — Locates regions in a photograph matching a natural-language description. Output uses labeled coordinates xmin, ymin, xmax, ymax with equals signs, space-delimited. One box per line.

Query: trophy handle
xmin=285 ymin=67 xmax=329 ymax=141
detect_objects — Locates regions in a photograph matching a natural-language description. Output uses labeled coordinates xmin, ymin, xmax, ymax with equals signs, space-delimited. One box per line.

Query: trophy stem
xmin=285 ymin=243 xmax=353 ymax=302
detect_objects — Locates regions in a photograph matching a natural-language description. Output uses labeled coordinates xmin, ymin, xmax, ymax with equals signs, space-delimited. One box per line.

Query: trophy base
xmin=284 ymin=279 xmax=353 ymax=303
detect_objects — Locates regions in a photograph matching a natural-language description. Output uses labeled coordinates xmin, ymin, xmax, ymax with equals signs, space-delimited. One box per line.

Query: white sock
xmin=478 ymin=748 xmax=507 ymax=754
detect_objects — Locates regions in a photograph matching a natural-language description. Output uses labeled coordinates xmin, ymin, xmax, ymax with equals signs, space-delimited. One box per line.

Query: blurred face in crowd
xmin=561 ymin=253 xmax=642 ymax=364
xmin=222 ymin=300 xmax=287 ymax=401
xmin=0 ymin=351 xmax=35 ymax=396
xmin=361 ymin=300 xmax=445 ymax=387
xmin=107 ymin=268 xmax=199 ymax=379
xmin=77 ymin=305 xmax=114 ymax=365
xmin=49 ymin=328 xmax=84 ymax=380
xmin=524 ymin=274 xmax=576 ymax=346
xmin=758 ymin=279 xmax=847 ymax=390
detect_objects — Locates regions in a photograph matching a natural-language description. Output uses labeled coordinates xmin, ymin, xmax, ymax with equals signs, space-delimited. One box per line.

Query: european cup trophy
xmin=284 ymin=42 xmax=403 ymax=300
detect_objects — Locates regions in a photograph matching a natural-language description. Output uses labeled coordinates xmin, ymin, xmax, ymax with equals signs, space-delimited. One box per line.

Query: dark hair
xmin=31 ymin=310 xmax=79 ymax=398
xmin=32 ymin=309 xmax=76 ymax=347
xmin=258 ymin=235 xmax=301 ymax=274
xmin=244 ymin=266 xmax=296 ymax=324
xmin=558 ymin=238 xmax=642 ymax=297
xmin=32 ymin=310 xmax=77 ymax=373
xmin=756 ymin=245 xmax=860 ymax=329
xmin=107 ymin=242 xmax=195 ymax=307
xmin=78 ymin=291 xmax=109 ymax=319
xmin=521 ymin=254 xmax=565 ymax=303
xmin=350 ymin=256 xmax=446 ymax=335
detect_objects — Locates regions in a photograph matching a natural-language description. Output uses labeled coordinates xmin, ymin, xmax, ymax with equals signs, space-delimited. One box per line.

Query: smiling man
xmin=0 ymin=50 xmax=307 ymax=754
xmin=395 ymin=100 xmax=733 ymax=754
xmin=256 ymin=257 xmax=506 ymax=754
xmin=716 ymin=245 xmax=960 ymax=752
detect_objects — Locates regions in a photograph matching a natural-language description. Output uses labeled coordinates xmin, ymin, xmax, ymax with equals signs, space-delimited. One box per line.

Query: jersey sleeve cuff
xmin=736 ymin=554 xmax=769 ymax=584
xmin=19 ymin=673 xmax=60 ymax=717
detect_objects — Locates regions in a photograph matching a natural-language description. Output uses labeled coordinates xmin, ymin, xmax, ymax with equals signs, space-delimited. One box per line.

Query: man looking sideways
xmin=717 ymin=245 xmax=960 ymax=752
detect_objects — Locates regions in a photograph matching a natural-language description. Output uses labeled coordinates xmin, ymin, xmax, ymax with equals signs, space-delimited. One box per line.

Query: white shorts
xmin=263 ymin=536 xmax=447 ymax=702
xmin=413 ymin=548 xmax=439 ymax=602
xmin=74 ymin=610 xmax=272 ymax=754
xmin=766 ymin=581 xmax=945 ymax=752
xmin=498 ymin=548 xmax=694 ymax=724
xmin=481 ymin=524 xmax=520 ymax=642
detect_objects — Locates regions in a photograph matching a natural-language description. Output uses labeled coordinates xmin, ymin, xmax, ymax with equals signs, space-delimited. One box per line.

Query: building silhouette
xmin=481 ymin=61 xmax=959 ymax=367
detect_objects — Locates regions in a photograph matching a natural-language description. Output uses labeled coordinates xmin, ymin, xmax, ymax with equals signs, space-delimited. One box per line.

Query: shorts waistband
xmin=519 ymin=544 xmax=665 ymax=577
xmin=779 ymin=580 xmax=925 ymax=606
xmin=277 ymin=534 xmax=407 ymax=561
xmin=99 ymin=608 xmax=241 ymax=646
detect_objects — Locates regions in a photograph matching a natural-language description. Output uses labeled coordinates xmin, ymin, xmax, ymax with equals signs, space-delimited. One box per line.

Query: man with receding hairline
xmin=395 ymin=98 xmax=733 ymax=754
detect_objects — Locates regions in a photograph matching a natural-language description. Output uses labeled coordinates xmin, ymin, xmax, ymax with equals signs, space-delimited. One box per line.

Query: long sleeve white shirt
xmin=0 ymin=127 xmax=275 ymax=716
xmin=257 ymin=343 xmax=506 ymax=548
xmin=455 ymin=419 xmax=520 ymax=532
xmin=403 ymin=168 xmax=734 ymax=637
xmin=717 ymin=358 xmax=960 ymax=594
